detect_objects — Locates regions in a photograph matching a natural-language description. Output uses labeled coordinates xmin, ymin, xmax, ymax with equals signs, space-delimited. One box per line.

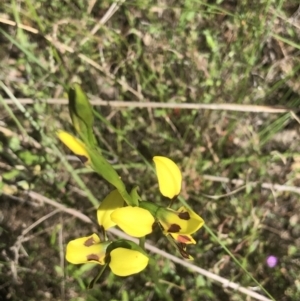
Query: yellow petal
xmin=56 ymin=130 xmax=90 ymax=163
xmin=177 ymin=206 xmax=205 ymax=234
xmin=109 ymin=247 xmax=149 ymax=276
xmin=66 ymin=234 xmax=109 ymax=265
xmin=111 ymin=206 xmax=155 ymax=237
xmin=158 ymin=207 xmax=204 ymax=235
xmin=97 ymin=190 xmax=124 ymax=230
xmin=153 ymin=156 xmax=182 ymax=199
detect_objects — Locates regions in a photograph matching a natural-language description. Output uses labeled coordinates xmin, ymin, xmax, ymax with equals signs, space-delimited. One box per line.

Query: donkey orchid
xmin=65 ymin=190 xmax=149 ymax=276
xmin=66 ymin=234 xmax=149 ymax=276
xmin=58 ymin=85 xmax=206 ymax=285
xmin=111 ymin=157 xmax=204 ymax=241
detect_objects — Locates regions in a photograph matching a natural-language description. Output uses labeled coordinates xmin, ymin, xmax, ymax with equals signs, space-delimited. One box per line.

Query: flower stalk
xmin=57 ymin=85 xmax=205 ymax=283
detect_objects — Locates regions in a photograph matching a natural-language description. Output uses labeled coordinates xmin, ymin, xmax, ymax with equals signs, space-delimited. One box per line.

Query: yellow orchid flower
xmin=65 ymin=234 xmax=149 ymax=277
xmin=65 ymin=190 xmax=150 ymax=277
xmin=66 ymin=233 xmax=110 ymax=265
xmin=153 ymin=156 xmax=182 ymax=199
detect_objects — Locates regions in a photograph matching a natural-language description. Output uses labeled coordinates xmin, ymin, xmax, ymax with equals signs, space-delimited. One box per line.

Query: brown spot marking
xmin=77 ymin=155 xmax=88 ymax=164
xmin=84 ymin=237 xmax=95 ymax=247
xmin=87 ymin=254 xmax=99 ymax=261
xmin=178 ymin=211 xmax=190 ymax=220
xmin=168 ymin=224 xmax=181 ymax=233
xmin=176 ymin=235 xmax=192 ymax=244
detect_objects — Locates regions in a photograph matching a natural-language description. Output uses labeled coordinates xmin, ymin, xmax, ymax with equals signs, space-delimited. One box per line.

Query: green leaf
xmin=8 ymin=136 xmax=21 ymax=151
xmin=87 ymin=148 xmax=136 ymax=206
xmin=19 ymin=150 xmax=40 ymax=165
xmin=3 ymin=169 xmax=20 ymax=181
xmin=130 ymin=186 xmax=141 ymax=204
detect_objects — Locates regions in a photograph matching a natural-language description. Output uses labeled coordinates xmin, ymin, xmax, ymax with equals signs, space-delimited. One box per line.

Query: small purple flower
xmin=266 ymin=255 xmax=278 ymax=268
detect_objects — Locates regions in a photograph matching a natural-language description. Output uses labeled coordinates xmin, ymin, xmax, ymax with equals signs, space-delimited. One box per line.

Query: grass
xmin=1 ymin=0 xmax=300 ymax=300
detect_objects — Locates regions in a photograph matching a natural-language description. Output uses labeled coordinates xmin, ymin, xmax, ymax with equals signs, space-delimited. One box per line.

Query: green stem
xmin=88 ymin=264 xmax=108 ymax=289
xmin=139 ymin=236 xmax=145 ymax=250
xmin=149 ymin=259 xmax=173 ymax=301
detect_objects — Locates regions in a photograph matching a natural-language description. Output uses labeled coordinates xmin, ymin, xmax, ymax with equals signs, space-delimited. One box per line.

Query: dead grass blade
xmin=3 ymin=98 xmax=295 ymax=113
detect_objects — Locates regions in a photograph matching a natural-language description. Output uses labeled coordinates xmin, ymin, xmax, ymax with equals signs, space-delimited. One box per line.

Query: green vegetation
xmin=1 ymin=0 xmax=300 ymax=300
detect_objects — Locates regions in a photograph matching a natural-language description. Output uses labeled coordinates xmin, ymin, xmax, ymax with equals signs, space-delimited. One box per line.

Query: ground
xmin=0 ymin=1 xmax=300 ymax=300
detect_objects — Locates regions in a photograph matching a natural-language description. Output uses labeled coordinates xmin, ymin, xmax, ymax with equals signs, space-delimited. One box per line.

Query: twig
xmin=202 ymin=174 xmax=300 ymax=195
xmin=59 ymin=215 xmax=65 ymax=301
xmin=26 ymin=190 xmax=272 ymax=301
xmin=80 ymin=0 xmax=125 ymax=46
xmin=9 ymin=208 xmax=61 ymax=282
xmin=21 ymin=209 xmax=60 ymax=237
xmin=200 ymin=185 xmax=247 ymax=200
xmin=26 ymin=191 xmax=93 ymax=223
xmin=290 ymin=111 xmax=300 ymax=125
xmin=87 ymin=0 xmax=97 ymax=13
xmin=0 ymin=17 xmax=39 ymax=33
xmin=2 ymin=98 xmax=295 ymax=113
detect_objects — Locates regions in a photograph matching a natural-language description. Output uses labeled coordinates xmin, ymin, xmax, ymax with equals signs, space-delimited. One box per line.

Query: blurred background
xmin=0 ymin=1 xmax=300 ymax=300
